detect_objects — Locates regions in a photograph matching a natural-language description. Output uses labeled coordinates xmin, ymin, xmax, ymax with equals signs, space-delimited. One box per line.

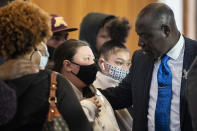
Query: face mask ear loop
xmin=69 ymin=61 xmax=80 ymax=76
xmin=30 ymin=48 xmax=38 ymax=62
xmin=102 ymin=62 xmax=105 ymax=71
xmin=102 ymin=62 xmax=108 ymax=75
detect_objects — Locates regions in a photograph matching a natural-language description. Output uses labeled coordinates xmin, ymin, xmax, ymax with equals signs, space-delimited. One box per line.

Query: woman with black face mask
xmin=54 ymin=39 xmax=120 ymax=131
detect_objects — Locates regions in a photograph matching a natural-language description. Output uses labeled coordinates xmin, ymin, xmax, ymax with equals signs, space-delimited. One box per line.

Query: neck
xmin=61 ymin=69 xmax=85 ymax=92
xmin=167 ymin=31 xmax=180 ymax=53
xmin=172 ymin=31 xmax=180 ymax=44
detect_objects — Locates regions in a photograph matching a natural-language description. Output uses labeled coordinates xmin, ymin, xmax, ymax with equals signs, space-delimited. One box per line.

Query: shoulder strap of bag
xmin=48 ymin=71 xmax=61 ymax=121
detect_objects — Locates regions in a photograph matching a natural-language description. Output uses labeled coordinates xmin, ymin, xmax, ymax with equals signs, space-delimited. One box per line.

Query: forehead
xmin=135 ymin=14 xmax=159 ymax=33
xmin=106 ymin=48 xmax=130 ymax=61
xmin=74 ymin=46 xmax=94 ymax=58
xmin=98 ymin=27 xmax=109 ymax=35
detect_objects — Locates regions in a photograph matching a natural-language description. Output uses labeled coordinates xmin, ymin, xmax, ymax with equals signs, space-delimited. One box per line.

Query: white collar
xmin=93 ymin=71 xmax=120 ymax=89
xmin=167 ymin=34 xmax=184 ymax=60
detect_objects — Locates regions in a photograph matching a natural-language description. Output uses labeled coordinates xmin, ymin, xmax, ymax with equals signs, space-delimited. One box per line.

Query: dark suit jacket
xmin=187 ymin=56 xmax=197 ymax=131
xmin=102 ymin=37 xmax=197 ymax=131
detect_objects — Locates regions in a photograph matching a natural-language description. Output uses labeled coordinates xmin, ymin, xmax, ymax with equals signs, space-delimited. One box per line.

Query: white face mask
xmin=38 ymin=42 xmax=49 ymax=69
xmin=102 ymin=62 xmax=129 ymax=81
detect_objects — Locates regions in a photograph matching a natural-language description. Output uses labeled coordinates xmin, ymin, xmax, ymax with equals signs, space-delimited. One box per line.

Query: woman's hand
xmin=0 ymin=59 xmax=39 ymax=80
xmin=86 ymin=96 xmax=101 ymax=113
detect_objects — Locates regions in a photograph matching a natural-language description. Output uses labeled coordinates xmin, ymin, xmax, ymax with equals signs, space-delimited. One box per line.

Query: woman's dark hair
xmin=98 ymin=15 xmax=116 ymax=30
xmin=106 ymin=17 xmax=131 ymax=43
xmin=53 ymin=39 xmax=89 ymax=73
xmin=98 ymin=40 xmax=129 ymax=60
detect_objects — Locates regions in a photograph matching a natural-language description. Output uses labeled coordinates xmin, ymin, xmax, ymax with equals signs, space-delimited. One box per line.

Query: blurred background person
xmin=46 ymin=14 xmax=77 ymax=69
xmin=79 ymin=12 xmax=130 ymax=58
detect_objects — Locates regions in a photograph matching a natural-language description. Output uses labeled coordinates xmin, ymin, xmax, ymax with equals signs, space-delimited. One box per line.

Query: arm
xmin=0 ymin=59 xmax=39 ymax=80
xmin=101 ymin=51 xmax=138 ymax=110
xmin=101 ymin=69 xmax=133 ymax=109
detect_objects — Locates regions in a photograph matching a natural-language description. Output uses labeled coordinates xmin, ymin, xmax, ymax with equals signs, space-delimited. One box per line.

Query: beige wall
xmin=32 ymin=0 xmax=156 ymax=55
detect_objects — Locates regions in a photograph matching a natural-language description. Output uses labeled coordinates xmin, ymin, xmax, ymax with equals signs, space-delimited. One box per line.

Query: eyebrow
xmin=115 ymin=58 xmax=131 ymax=63
xmin=115 ymin=58 xmax=125 ymax=61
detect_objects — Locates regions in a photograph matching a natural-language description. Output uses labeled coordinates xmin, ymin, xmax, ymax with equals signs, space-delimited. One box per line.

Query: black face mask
xmin=71 ymin=62 xmax=98 ymax=86
xmin=47 ymin=45 xmax=55 ymax=60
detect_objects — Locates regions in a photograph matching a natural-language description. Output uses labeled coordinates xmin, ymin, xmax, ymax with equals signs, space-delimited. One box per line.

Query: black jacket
xmin=187 ymin=56 xmax=197 ymax=131
xmin=0 ymin=81 xmax=16 ymax=126
xmin=0 ymin=70 xmax=92 ymax=131
xmin=102 ymin=37 xmax=197 ymax=131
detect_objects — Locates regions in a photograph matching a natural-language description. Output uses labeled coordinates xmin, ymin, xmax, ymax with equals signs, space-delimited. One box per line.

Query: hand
xmin=0 ymin=59 xmax=39 ymax=80
xmin=86 ymin=96 xmax=101 ymax=113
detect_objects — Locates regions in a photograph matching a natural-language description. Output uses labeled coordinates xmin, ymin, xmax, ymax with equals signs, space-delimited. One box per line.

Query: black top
xmin=0 ymin=70 xmax=92 ymax=131
xmin=0 ymin=81 xmax=16 ymax=126
xmin=187 ymin=56 xmax=197 ymax=131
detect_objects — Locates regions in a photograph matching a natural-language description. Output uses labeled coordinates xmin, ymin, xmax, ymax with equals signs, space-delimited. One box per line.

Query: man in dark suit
xmin=101 ymin=2 xmax=197 ymax=131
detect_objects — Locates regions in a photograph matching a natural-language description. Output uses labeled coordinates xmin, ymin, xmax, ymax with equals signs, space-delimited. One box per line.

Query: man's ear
xmin=63 ymin=60 xmax=72 ymax=72
xmin=161 ymin=24 xmax=170 ymax=37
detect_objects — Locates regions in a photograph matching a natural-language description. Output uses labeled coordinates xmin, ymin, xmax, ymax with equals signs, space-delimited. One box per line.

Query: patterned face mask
xmin=102 ymin=62 xmax=129 ymax=81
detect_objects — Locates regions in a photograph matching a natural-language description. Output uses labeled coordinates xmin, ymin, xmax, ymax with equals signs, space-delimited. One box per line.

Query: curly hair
xmin=106 ymin=17 xmax=131 ymax=43
xmin=0 ymin=0 xmax=52 ymax=59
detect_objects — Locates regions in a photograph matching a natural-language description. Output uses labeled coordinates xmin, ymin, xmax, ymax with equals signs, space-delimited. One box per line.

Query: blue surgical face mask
xmin=39 ymin=42 xmax=49 ymax=69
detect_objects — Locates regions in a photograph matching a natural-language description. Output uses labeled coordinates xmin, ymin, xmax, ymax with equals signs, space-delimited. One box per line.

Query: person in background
xmin=0 ymin=0 xmax=39 ymax=126
xmin=93 ymin=40 xmax=133 ymax=131
xmin=53 ymin=39 xmax=120 ymax=131
xmin=101 ymin=2 xmax=197 ymax=131
xmin=187 ymin=57 xmax=197 ymax=131
xmin=46 ymin=14 xmax=77 ymax=69
xmin=0 ymin=1 xmax=92 ymax=130
xmin=79 ymin=12 xmax=130 ymax=58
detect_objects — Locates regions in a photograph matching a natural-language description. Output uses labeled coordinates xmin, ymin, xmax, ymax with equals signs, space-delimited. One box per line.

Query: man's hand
xmin=0 ymin=59 xmax=39 ymax=80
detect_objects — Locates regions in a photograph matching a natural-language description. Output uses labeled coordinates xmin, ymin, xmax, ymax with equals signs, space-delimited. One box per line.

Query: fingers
xmin=13 ymin=59 xmax=39 ymax=79
xmin=0 ymin=59 xmax=39 ymax=80
xmin=92 ymin=96 xmax=101 ymax=113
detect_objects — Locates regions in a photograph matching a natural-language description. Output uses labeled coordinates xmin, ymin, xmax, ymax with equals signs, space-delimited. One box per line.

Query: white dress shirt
xmin=148 ymin=35 xmax=185 ymax=131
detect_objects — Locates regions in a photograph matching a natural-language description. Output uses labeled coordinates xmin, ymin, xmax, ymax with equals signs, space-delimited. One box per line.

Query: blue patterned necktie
xmin=155 ymin=55 xmax=172 ymax=131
